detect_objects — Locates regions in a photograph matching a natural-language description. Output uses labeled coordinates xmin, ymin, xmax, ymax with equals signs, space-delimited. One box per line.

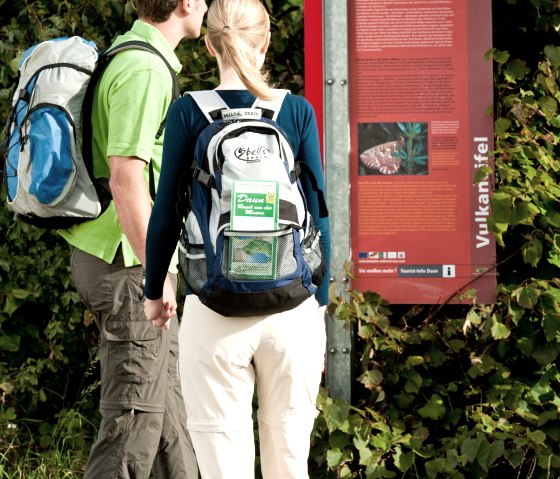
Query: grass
xmin=0 ymin=383 xmax=98 ymax=479
xmin=0 ymin=438 xmax=88 ymax=479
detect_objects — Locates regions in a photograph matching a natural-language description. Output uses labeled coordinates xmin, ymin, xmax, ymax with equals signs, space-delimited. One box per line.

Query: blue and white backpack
xmin=178 ymin=90 xmax=328 ymax=316
xmin=2 ymin=36 xmax=178 ymax=229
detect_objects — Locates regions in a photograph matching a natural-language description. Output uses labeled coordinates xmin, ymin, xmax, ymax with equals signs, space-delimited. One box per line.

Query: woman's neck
xmin=215 ymin=65 xmax=245 ymax=90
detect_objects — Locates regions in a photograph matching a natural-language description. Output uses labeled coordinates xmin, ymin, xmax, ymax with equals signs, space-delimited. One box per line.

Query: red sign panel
xmin=304 ymin=0 xmax=495 ymax=304
xmin=347 ymin=0 xmax=496 ymax=304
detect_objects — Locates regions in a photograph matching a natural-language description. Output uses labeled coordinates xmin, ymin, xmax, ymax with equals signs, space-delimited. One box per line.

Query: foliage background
xmin=0 ymin=0 xmax=559 ymax=477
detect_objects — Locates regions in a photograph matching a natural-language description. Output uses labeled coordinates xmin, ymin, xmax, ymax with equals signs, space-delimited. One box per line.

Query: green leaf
xmin=504 ymin=59 xmax=529 ymax=82
xmin=2 ymin=407 xmax=17 ymax=421
xmin=521 ymin=237 xmax=543 ymax=267
xmin=480 ymin=439 xmax=505 ymax=470
xmin=539 ymin=96 xmax=558 ymax=120
xmin=475 ymin=436 xmax=492 ymax=470
xmin=490 ymin=191 xmax=513 ymax=223
xmin=514 ymin=284 xmax=541 ymax=308
xmin=491 ymin=316 xmax=511 ymax=339
xmin=505 ymin=448 xmax=525 ymax=468
xmin=394 ymin=393 xmax=415 ymax=409
xmin=370 ymin=433 xmax=390 ymax=450
xmin=487 ymin=217 xmax=508 ymax=247
xmin=0 ymin=335 xmax=20 ymax=352
xmin=511 ymin=200 xmax=540 ymax=225
xmin=358 ymin=323 xmax=376 ymax=339
xmin=542 ymin=313 xmax=560 ymax=341
xmin=404 ymin=356 xmax=425 ymax=368
xmin=402 ymin=370 xmax=423 ymax=393
xmin=425 ymin=458 xmax=453 ymax=476
xmin=418 ymin=394 xmax=446 ymax=420
xmin=494 ymin=117 xmax=511 ymax=136
xmin=330 ymin=431 xmax=353 ymax=450
xmin=357 ymin=369 xmax=383 ymax=390
xmin=461 ymin=437 xmax=479 ymax=463
xmin=532 ymin=342 xmax=560 ymax=365
xmin=392 ymin=446 xmax=414 ymax=472
xmin=544 ymin=45 xmax=560 ymax=67
xmin=527 ymin=429 xmax=547 ymax=444
xmin=491 ymin=49 xmax=510 ymax=65
xmin=323 ymin=400 xmax=351 ymax=433
xmin=474 ymin=165 xmax=493 ymax=183
xmin=538 ymin=411 xmax=557 ymax=427
xmin=11 ymin=288 xmax=35 ymax=299
xmin=326 ymin=448 xmax=345 ymax=468
xmin=541 ymin=289 xmax=560 ymax=313
xmin=3 ymin=295 xmax=21 ymax=316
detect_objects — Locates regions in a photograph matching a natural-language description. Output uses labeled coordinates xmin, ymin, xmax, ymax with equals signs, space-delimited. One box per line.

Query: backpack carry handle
xmin=187 ymin=89 xmax=291 ymax=124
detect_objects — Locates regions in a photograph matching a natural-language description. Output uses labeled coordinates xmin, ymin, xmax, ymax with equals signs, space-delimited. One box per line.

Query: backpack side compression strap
xmin=293 ymin=161 xmax=329 ymax=219
xmin=81 ymin=40 xmax=180 ymax=202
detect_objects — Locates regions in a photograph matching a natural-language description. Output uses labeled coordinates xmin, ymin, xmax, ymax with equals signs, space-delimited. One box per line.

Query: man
xmin=60 ymin=1 xmax=207 ymax=477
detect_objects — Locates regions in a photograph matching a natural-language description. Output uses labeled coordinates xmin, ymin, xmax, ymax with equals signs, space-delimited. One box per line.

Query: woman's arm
xmin=144 ymin=100 xmax=190 ymax=300
xmin=293 ymin=99 xmax=331 ymax=306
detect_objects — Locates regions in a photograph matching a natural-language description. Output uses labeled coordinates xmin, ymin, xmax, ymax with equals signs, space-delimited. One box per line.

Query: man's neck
xmin=140 ymin=18 xmax=181 ymax=50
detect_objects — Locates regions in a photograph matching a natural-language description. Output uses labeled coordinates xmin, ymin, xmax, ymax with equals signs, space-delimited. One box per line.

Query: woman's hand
xmin=144 ymin=275 xmax=177 ymax=330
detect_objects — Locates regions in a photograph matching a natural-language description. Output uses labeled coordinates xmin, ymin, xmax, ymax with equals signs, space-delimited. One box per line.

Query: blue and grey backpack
xmin=178 ymin=90 xmax=328 ymax=317
xmin=2 ymin=36 xmax=178 ymax=229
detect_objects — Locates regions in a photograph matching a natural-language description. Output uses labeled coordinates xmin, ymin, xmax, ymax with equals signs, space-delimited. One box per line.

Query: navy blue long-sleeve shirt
xmin=144 ymin=90 xmax=331 ymax=306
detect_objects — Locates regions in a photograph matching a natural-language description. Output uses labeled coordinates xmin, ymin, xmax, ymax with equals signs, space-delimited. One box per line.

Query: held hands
xmin=143 ymin=275 xmax=177 ymax=330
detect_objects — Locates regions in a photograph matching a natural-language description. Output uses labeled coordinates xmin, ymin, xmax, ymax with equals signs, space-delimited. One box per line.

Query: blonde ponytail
xmin=207 ymin=0 xmax=276 ymax=100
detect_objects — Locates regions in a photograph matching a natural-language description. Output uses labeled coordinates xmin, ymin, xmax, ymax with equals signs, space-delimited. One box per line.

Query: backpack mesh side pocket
xmin=303 ymin=220 xmax=326 ymax=287
xmin=178 ymin=234 xmax=207 ymax=294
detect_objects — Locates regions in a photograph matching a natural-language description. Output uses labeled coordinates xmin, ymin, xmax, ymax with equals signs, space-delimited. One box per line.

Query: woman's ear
xmin=260 ymin=30 xmax=271 ymax=55
xmin=205 ymin=35 xmax=217 ymax=57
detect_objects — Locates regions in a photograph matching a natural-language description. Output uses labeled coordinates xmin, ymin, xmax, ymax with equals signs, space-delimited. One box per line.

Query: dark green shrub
xmin=0 ymin=0 xmax=305 ymax=473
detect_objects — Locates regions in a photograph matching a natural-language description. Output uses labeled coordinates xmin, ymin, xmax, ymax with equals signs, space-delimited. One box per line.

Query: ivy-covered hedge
xmin=0 ymin=0 xmax=559 ymax=477
xmin=309 ymin=3 xmax=560 ymax=477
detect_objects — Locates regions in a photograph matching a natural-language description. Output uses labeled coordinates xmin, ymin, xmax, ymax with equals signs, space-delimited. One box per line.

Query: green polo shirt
xmin=60 ymin=20 xmax=180 ymax=272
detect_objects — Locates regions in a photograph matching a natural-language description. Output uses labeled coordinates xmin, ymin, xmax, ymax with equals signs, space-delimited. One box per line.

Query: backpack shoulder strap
xmin=81 ymin=40 xmax=179 ymax=201
xmin=253 ymin=89 xmax=290 ymax=121
xmin=104 ymin=40 xmax=180 ymax=101
xmin=104 ymin=40 xmax=180 ymax=138
xmin=187 ymin=90 xmax=229 ymax=123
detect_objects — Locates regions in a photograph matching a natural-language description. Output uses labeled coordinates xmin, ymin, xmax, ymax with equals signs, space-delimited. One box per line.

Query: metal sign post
xmin=323 ymin=0 xmax=353 ymax=403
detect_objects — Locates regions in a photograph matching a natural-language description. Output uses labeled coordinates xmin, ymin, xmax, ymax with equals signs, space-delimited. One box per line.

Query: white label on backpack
xmin=230 ymin=180 xmax=279 ymax=232
xmin=222 ymin=108 xmax=262 ymax=122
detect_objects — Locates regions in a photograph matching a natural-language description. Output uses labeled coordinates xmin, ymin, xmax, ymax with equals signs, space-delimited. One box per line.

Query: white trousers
xmin=178 ymin=295 xmax=326 ymax=479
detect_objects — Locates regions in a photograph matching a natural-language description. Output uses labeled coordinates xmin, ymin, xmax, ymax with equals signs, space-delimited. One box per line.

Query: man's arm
xmin=109 ymin=155 xmax=151 ymax=263
xmin=110 ymin=155 xmax=176 ymax=328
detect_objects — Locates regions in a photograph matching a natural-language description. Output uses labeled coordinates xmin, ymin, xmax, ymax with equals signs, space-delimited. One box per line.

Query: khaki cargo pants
xmin=71 ymin=247 xmax=198 ymax=479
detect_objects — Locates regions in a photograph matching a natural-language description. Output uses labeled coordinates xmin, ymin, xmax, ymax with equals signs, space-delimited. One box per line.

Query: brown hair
xmin=206 ymin=0 xmax=275 ymax=100
xmin=133 ymin=0 xmax=180 ymax=23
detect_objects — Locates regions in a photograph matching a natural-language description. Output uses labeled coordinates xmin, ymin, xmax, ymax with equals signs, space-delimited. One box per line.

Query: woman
xmin=143 ymin=0 xmax=330 ymax=477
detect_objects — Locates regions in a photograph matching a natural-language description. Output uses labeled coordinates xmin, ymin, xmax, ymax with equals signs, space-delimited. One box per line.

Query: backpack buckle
xmin=17 ymin=88 xmax=29 ymax=101
xmin=289 ymin=162 xmax=301 ymax=184
xmin=193 ymin=166 xmax=216 ymax=188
